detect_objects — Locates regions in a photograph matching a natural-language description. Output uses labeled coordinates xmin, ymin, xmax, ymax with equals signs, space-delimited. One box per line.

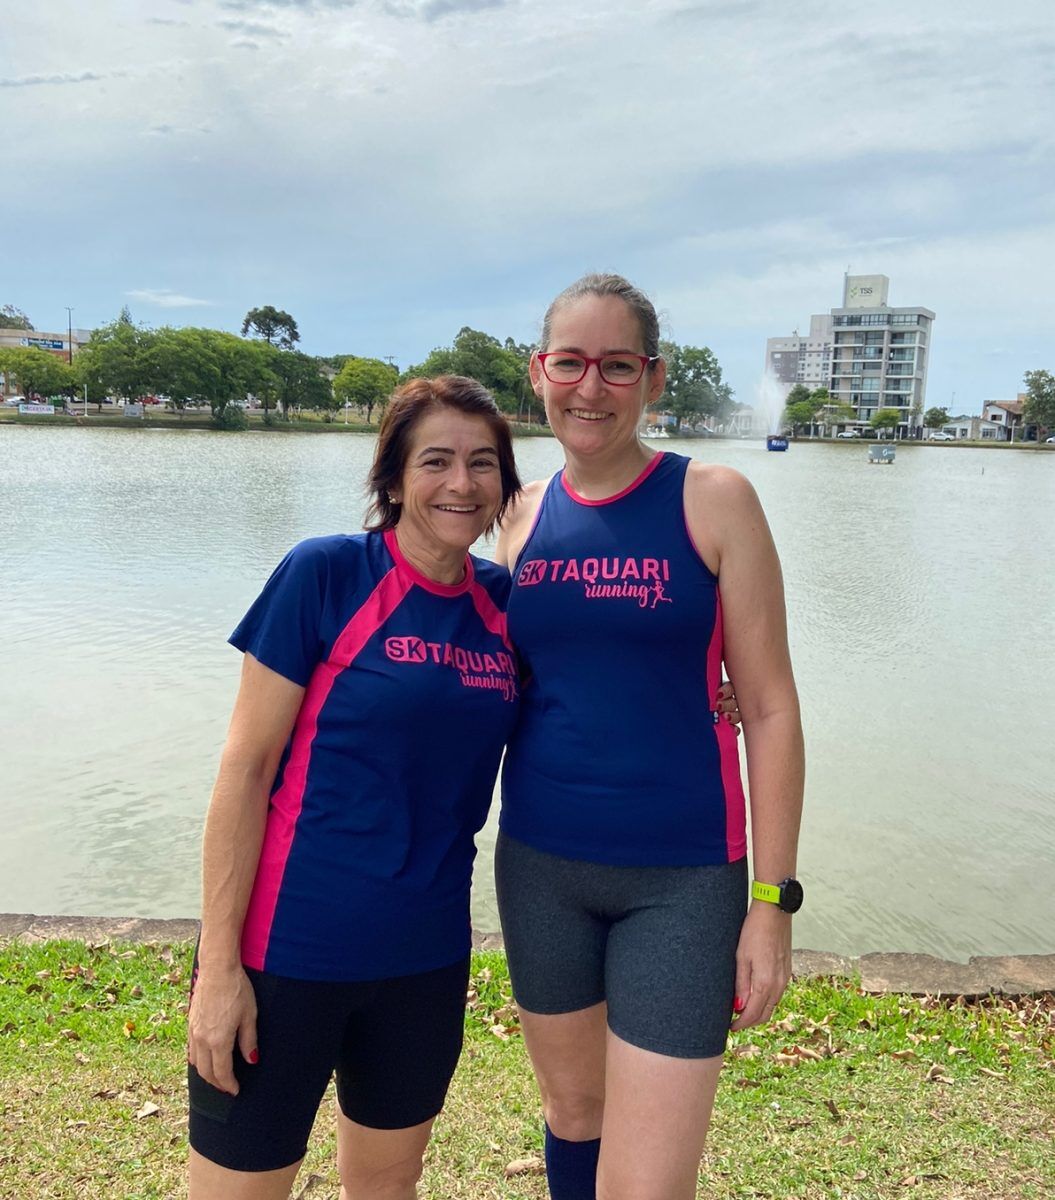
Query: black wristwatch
xmin=751 ymin=877 xmax=804 ymax=914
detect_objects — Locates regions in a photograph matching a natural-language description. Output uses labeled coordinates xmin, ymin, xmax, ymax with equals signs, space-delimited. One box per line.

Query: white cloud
xmin=126 ymin=289 xmax=216 ymax=309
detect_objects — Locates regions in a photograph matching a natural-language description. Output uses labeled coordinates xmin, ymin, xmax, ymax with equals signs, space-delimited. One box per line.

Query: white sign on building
xmin=843 ymin=274 xmax=890 ymax=309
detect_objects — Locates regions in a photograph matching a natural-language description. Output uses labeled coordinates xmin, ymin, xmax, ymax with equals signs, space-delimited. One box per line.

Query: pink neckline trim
xmin=561 ymin=452 xmax=664 ymax=507
xmin=383 ymin=528 xmax=475 ymax=596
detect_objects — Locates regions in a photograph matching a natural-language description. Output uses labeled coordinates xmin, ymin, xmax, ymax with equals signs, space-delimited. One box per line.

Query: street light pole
xmin=64 ymin=306 xmax=76 ymax=412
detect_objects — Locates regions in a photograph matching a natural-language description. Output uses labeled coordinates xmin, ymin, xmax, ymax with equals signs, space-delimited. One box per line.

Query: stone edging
xmin=2 ymin=914 xmax=1052 ymax=998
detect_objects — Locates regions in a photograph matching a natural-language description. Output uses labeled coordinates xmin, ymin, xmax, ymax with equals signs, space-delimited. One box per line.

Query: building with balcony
xmin=765 ymin=275 xmax=935 ymax=438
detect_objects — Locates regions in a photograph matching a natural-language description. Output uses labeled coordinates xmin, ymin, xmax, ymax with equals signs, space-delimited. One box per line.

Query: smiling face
xmin=530 ymin=294 xmax=666 ymax=458
xmin=388 ymin=407 xmax=504 ymax=570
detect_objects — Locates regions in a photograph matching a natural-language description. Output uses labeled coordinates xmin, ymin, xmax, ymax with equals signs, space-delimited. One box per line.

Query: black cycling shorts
xmin=188 ymin=955 xmax=469 ymax=1173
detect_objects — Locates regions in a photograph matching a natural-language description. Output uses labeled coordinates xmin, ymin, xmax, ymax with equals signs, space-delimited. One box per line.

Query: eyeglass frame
xmin=536 ymin=352 xmax=661 ymax=387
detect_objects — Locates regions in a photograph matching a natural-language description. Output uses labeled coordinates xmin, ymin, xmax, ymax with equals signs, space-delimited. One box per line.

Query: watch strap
xmin=751 ymin=880 xmax=782 ymax=905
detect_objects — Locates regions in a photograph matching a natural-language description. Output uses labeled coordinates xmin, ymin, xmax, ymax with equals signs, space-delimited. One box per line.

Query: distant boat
xmin=766 ymin=436 xmax=789 ymax=452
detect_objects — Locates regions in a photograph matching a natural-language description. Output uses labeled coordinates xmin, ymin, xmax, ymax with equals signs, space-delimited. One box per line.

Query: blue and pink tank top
xmin=501 ymin=452 xmax=746 ymax=866
xmin=229 ymin=529 xmax=518 ymax=981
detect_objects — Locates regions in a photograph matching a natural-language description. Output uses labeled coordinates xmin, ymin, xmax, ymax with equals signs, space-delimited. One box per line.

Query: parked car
xmin=1046 ymin=435 xmax=1055 ymax=444
xmin=836 ymin=430 xmax=861 ymax=439
xmin=930 ymin=432 xmax=955 ymax=441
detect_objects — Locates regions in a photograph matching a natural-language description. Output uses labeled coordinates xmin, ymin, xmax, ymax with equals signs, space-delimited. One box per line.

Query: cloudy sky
xmin=4 ymin=0 xmax=1053 ymax=412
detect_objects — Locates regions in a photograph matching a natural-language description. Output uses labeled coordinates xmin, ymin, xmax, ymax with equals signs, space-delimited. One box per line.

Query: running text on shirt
xmin=385 ymin=636 xmax=519 ymax=702
xmin=516 ymin=557 xmax=674 ymax=609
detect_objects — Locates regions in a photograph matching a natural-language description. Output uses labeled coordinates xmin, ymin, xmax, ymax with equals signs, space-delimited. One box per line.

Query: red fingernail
xmin=733 ymin=996 xmax=745 ymax=1013
xmin=249 ymin=1049 xmax=259 ymax=1064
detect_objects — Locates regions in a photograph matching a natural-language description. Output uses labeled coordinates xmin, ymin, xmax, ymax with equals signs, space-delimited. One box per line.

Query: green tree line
xmin=1 ymin=302 xmax=739 ymax=433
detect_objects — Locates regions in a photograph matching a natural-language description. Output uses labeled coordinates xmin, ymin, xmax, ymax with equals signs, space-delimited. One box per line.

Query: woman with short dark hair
xmin=187 ymin=376 xmax=522 ymax=1199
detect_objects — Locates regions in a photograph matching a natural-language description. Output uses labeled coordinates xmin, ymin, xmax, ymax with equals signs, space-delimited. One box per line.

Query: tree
xmin=782 ymin=384 xmax=814 ymax=436
xmin=657 ymin=341 xmax=730 ymax=431
xmin=241 ymin=306 xmax=300 ymax=351
xmin=503 ymin=337 xmax=542 ymax=423
xmin=871 ymin=408 xmax=902 ymax=438
xmin=0 ymin=304 xmax=33 ymax=330
xmin=403 ymin=328 xmax=524 ymax=413
xmin=75 ymin=315 xmax=156 ymax=404
xmin=0 ymin=347 xmax=72 ymax=399
xmin=924 ymin=406 xmax=950 ymax=429
xmin=334 ymin=357 xmax=398 ymax=423
xmin=268 ymin=349 xmax=334 ymax=419
xmin=1022 ymin=369 xmax=1055 ymax=440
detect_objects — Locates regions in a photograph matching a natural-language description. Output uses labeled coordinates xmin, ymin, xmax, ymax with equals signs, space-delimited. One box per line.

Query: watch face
xmin=780 ymin=878 xmax=804 ymax=913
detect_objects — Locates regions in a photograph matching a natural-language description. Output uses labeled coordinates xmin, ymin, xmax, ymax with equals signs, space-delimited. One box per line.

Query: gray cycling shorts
xmin=495 ymin=833 xmax=748 ymax=1059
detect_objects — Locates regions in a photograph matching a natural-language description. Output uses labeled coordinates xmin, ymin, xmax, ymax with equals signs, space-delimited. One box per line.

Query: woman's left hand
xmin=729 ymin=903 xmax=792 ymax=1031
xmin=713 ymin=680 xmax=742 ymax=735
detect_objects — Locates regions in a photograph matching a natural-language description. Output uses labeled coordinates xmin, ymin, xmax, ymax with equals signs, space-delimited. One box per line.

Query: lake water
xmin=2 ymin=426 xmax=1053 ymax=960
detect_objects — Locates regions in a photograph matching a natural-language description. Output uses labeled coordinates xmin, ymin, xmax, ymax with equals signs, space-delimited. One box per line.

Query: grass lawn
xmin=1 ymin=941 xmax=1052 ymax=1199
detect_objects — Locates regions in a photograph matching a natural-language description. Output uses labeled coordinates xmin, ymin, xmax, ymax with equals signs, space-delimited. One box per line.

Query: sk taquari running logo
xmin=517 ymin=557 xmax=673 ymax=610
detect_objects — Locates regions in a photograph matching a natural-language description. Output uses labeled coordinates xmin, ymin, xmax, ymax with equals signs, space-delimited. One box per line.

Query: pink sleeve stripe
xmin=240 ymin=566 xmax=412 ymax=970
xmin=705 ymin=589 xmax=748 ymax=862
xmin=469 ymin=579 xmax=512 ymax=651
xmin=561 ymin=451 xmax=664 ymax=507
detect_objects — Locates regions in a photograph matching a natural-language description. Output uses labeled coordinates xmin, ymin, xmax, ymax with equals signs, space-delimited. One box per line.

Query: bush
xmin=213 ymin=404 xmax=249 ymax=431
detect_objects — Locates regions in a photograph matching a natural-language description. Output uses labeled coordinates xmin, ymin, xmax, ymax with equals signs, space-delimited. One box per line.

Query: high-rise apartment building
xmin=765 ymin=275 xmax=935 ymax=436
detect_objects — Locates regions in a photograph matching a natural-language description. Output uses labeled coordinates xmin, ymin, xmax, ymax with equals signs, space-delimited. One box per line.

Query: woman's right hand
xmin=187 ymin=965 xmax=259 ymax=1095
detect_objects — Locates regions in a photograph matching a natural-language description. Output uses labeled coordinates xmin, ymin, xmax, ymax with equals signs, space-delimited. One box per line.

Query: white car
xmin=930 ymin=432 xmax=956 ymax=441
xmin=835 ymin=430 xmax=860 ymax=439
xmin=1046 ymin=435 xmax=1055 ymax=444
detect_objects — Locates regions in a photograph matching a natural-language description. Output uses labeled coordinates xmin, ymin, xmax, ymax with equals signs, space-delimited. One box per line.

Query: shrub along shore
xmin=1 ymin=929 xmax=1052 ymax=1200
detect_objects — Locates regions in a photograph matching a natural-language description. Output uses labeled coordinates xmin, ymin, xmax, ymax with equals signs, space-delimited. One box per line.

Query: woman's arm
xmin=494 ymin=478 xmax=548 ymax=570
xmin=685 ymin=464 xmax=804 ymax=1031
xmin=188 ymin=653 xmax=305 ymax=1093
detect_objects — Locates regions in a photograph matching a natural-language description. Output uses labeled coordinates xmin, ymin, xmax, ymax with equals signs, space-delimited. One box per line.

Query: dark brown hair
xmin=365 ymin=375 xmax=522 ymax=534
xmin=540 ymin=272 xmax=661 ymax=361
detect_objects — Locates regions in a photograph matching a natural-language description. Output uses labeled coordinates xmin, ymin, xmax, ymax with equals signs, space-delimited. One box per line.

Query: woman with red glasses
xmin=495 ymin=273 xmax=804 ymax=1200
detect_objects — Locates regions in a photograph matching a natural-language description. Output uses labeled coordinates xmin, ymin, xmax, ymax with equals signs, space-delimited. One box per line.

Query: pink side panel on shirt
xmin=240 ymin=566 xmax=412 ymax=970
xmin=469 ymin=580 xmax=512 ymax=652
xmin=705 ymin=589 xmax=748 ymax=861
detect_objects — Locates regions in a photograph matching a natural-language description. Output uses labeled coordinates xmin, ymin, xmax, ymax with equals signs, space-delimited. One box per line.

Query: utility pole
xmin=65 ymin=306 xmax=75 ymax=411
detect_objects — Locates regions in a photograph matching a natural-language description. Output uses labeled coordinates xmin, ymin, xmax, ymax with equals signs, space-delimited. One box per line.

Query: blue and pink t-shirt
xmin=501 ymin=452 xmax=747 ymax=866
xmin=230 ymin=529 xmax=518 ymax=981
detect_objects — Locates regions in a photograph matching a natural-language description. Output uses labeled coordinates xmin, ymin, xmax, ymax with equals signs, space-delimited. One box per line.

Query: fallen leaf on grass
xmin=731 ymin=1043 xmax=760 ymax=1058
xmin=122 ymin=1021 xmax=136 ymax=1039
xmin=92 ymin=1089 xmax=119 ymax=1100
xmin=977 ymin=1067 xmax=1003 ymax=1078
xmin=925 ymin=1064 xmax=954 ymax=1085
xmin=134 ymin=1102 xmax=159 ymax=1120
xmin=824 ymin=1098 xmax=842 ymax=1122
xmin=292 ymin=1172 xmax=326 ymax=1198
xmin=66 ymin=1120 xmax=88 ymax=1129
xmin=853 ymin=1170 xmax=867 ymax=1181
xmin=773 ymin=1044 xmax=823 ymax=1065
xmin=787 ymin=1118 xmax=812 ymax=1129
xmin=505 ymin=1157 xmax=545 ymax=1178
xmin=59 ymin=1029 xmax=80 ymax=1041
xmin=74 ymin=1052 xmax=90 ymax=1065
xmin=890 ymin=1049 xmax=916 ymax=1061
xmin=489 ymin=1024 xmax=510 ymax=1041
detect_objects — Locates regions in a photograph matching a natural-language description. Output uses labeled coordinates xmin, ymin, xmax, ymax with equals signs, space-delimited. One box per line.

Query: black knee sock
xmin=544 ymin=1123 xmax=601 ymax=1200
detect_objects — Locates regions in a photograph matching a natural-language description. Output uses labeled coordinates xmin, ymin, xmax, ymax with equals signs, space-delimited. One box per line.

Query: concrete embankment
xmin=2 ymin=913 xmax=1052 ymax=997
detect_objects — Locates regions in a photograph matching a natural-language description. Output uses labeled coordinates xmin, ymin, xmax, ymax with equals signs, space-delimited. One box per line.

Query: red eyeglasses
xmin=537 ymin=353 xmax=659 ymax=387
